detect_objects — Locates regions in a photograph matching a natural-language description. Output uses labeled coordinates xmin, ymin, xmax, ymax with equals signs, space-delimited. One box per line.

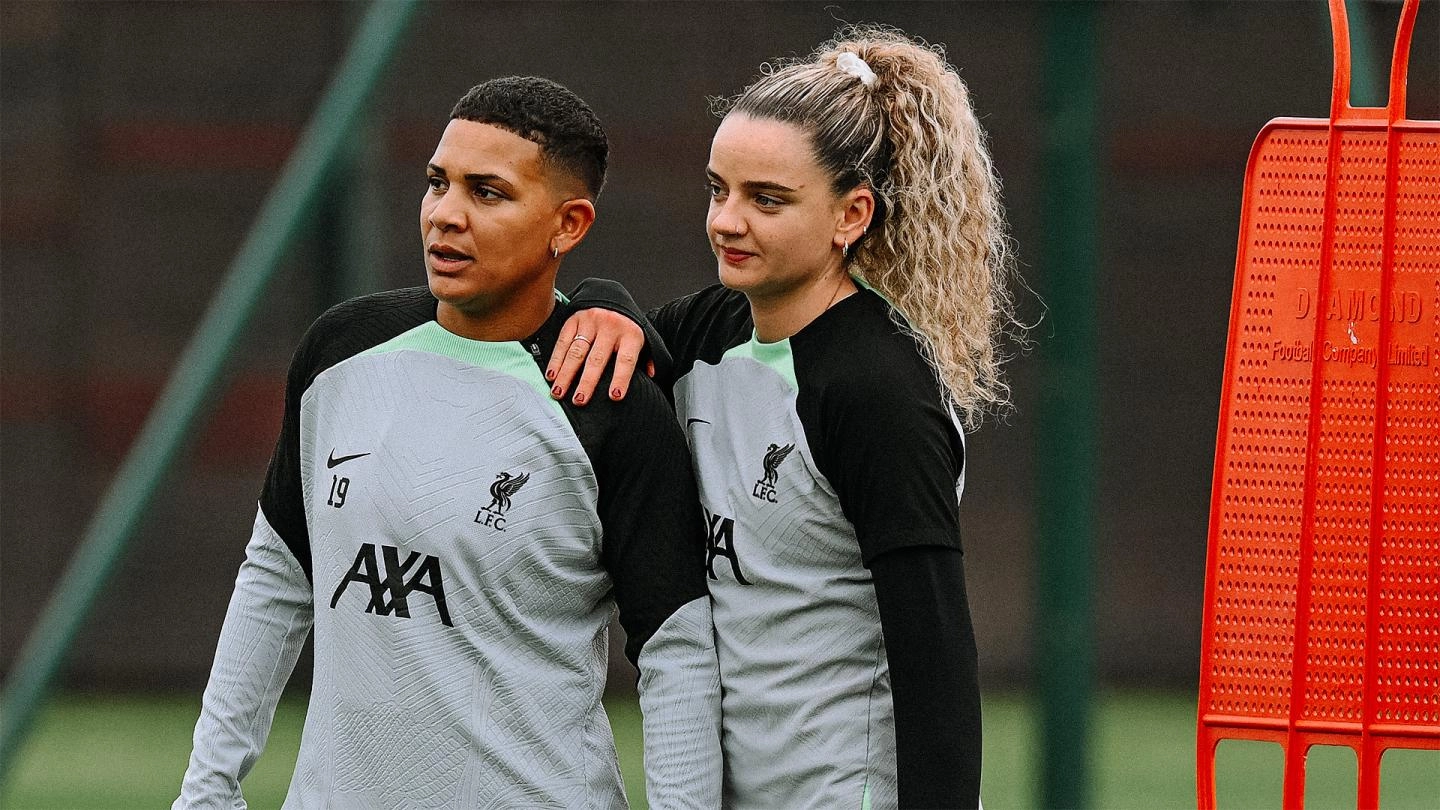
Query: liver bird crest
xmin=761 ymin=443 xmax=795 ymax=486
xmin=486 ymin=471 xmax=530 ymax=514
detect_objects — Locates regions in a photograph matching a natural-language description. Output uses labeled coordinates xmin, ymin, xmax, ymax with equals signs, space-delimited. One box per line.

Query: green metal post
xmin=338 ymin=116 xmax=388 ymax=299
xmin=1345 ymin=0 xmax=1382 ymax=107
xmin=332 ymin=0 xmax=389 ymax=302
xmin=1036 ymin=3 xmax=1099 ymax=809
xmin=0 ymin=0 xmax=421 ymax=780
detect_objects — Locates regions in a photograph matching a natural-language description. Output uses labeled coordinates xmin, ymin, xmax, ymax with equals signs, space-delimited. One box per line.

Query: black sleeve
xmin=568 ymin=377 xmax=709 ymax=667
xmin=258 ymin=327 xmax=315 ymax=581
xmin=794 ymin=307 xmax=975 ymax=806
xmin=821 ymin=383 xmax=976 ymax=806
xmin=871 ymin=545 xmax=982 ymax=809
xmin=807 ymin=360 xmax=965 ymax=563
xmin=566 ymin=277 xmax=674 ymax=383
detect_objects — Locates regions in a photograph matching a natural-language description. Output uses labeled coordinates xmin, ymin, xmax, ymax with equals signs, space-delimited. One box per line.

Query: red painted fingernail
xmin=545 ymin=369 xmax=556 ymax=381
xmin=611 ymin=388 xmax=622 ymax=399
xmin=573 ymin=392 xmax=586 ymax=404
xmin=552 ymin=386 xmax=562 ymax=397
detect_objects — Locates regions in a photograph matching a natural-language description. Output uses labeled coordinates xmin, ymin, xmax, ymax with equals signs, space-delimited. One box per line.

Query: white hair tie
xmin=836 ymin=52 xmax=877 ymax=86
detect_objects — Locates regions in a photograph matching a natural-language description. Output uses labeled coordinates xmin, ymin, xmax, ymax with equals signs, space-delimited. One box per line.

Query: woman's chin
xmin=717 ymin=263 xmax=758 ymax=293
xmin=427 ymin=273 xmax=475 ymax=303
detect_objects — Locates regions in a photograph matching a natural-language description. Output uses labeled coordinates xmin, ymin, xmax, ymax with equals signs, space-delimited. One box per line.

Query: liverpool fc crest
xmin=475 ymin=470 xmax=529 ymax=531
xmin=751 ymin=442 xmax=795 ymax=503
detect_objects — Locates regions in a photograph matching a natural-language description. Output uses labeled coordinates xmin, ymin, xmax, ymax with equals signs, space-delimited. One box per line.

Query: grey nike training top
xmin=175 ymin=287 xmax=721 ymax=809
xmin=575 ymin=280 xmax=982 ymax=809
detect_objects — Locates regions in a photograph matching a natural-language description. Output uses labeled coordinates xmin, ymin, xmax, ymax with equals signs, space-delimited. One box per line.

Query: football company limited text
xmin=1272 ymin=286 xmax=1432 ymax=369
xmin=1271 ymin=339 xmax=1430 ymax=369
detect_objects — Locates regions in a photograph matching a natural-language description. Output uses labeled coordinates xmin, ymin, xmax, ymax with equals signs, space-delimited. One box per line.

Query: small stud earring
xmin=551 ymin=245 xmax=559 ymax=259
xmin=842 ymin=239 xmax=849 ymax=258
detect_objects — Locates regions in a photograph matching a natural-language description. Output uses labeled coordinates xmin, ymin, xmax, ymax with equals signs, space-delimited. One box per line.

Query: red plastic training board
xmin=1197 ymin=1 xmax=1439 ymax=808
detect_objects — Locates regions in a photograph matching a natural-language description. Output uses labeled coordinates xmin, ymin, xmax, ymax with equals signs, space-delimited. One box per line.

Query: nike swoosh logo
xmin=327 ymin=450 xmax=371 ymax=468
xmin=686 ymin=418 xmax=712 ymax=427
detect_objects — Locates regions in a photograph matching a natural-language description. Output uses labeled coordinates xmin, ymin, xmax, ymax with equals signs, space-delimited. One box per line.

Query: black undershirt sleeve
xmin=870 ymin=545 xmax=982 ymax=809
xmin=816 ymin=391 xmax=980 ymax=807
xmin=793 ymin=299 xmax=978 ymax=808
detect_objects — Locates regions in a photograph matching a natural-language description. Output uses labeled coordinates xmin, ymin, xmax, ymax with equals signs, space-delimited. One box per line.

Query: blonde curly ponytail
xmin=720 ymin=25 xmax=1023 ymax=429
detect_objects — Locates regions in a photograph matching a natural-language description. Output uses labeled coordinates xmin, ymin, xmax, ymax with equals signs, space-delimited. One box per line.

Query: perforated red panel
xmin=1198 ymin=5 xmax=1439 ymax=806
xmin=1373 ymin=131 xmax=1440 ymax=732
xmin=1200 ymin=116 xmax=1440 ymax=805
xmin=1302 ymin=130 xmax=1390 ymax=730
xmin=1207 ymin=129 xmax=1325 ymax=725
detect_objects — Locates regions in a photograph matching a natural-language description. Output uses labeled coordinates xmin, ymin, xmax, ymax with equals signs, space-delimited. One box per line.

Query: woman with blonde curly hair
xmin=554 ymin=26 xmax=1021 ymax=808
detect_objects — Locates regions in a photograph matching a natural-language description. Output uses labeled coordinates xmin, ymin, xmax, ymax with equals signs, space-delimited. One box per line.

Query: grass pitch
xmin=3 ymin=690 xmax=1436 ymax=808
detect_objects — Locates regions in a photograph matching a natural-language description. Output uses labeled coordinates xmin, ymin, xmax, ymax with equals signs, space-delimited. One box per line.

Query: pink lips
xmin=719 ymin=247 xmax=756 ymax=266
xmin=427 ymin=243 xmax=472 ymax=273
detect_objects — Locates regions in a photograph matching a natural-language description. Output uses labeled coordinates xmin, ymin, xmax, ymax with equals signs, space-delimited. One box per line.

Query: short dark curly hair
xmin=450 ymin=76 xmax=608 ymax=199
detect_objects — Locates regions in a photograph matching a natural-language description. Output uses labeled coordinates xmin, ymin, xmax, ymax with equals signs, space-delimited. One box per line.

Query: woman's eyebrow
xmin=461 ymin=172 xmax=510 ymax=186
xmin=428 ymin=164 xmax=511 ymax=187
xmin=743 ymin=180 xmax=796 ymax=194
xmin=707 ymin=168 xmax=796 ymax=194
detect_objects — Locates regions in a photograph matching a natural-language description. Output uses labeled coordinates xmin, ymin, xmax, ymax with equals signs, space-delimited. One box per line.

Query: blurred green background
xmin=6 ymin=692 xmax=1438 ymax=809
